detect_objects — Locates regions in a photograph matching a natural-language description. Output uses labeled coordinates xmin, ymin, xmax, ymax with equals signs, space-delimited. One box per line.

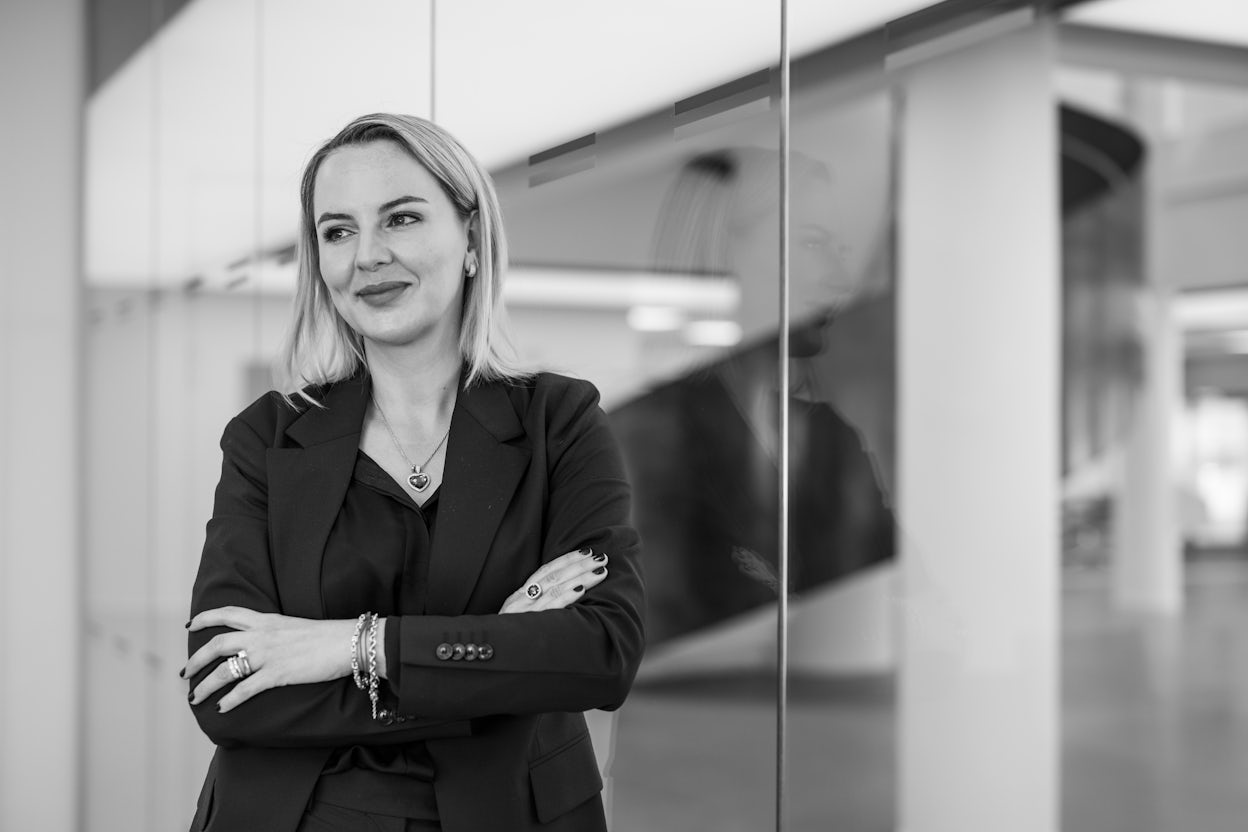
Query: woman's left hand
xmin=184 ymin=607 xmax=355 ymax=713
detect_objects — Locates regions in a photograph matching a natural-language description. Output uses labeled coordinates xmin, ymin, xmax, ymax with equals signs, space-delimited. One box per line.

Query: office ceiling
xmin=85 ymin=0 xmax=1247 ymax=291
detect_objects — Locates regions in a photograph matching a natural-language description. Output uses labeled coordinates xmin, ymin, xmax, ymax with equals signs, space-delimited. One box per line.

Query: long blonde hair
xmin=280 ymin=113 xmax=527 ymax=404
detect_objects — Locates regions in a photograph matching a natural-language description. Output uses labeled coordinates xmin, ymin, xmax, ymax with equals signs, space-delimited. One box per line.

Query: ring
xmin=525 ymin=583 xmax=542 ymax=600
xmin=236 ymin=650 xmax=252 ymax=677
xmin=227 ymin=656 xmax=243 ymax=680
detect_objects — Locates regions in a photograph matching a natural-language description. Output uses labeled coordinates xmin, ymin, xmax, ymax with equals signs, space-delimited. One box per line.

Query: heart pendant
xmin=408 ymin=471 xmax=431 ymax=492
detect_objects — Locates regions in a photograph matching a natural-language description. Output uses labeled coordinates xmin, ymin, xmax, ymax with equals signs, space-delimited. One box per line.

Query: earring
xmin=466 ymin=260 xmax=478 ymax=278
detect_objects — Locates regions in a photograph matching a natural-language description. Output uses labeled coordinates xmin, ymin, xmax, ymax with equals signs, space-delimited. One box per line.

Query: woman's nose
xmin=355 ymin=230 xmax=393 ymax=271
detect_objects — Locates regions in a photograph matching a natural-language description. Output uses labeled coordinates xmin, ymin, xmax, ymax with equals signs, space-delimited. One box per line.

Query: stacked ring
xmin=525 ymin=583 xmax=542 ymax=600
xmin=227 ymin=650 xmax=252 ymax=680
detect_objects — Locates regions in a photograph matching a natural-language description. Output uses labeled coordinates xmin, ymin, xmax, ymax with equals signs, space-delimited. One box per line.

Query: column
xmin=0 ymin=1 xmax=84 ymax=831
xmin=1112 ymin=80 xmax=1183 ymax=615
xmin=896 ymin=20 xmax=1060 ymax=832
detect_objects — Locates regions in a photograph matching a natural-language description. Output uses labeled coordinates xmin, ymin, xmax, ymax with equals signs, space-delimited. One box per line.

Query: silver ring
xmin=526 ymin=583 xmax=542 ymax=600
xmin=227 ymin=656 xmax=243 ymax=680
xmin=236 ymin=650 xmax=252 ymax=676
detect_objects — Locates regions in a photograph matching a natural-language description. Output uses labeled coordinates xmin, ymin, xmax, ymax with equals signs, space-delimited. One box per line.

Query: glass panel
xmin=83 ymin=1 xmax=435 ymax=829
xmin=435 ymin=2 xmax=782 ymax=828
xmin=84 ymin=2 xmax=264 ymax=828
xmin=1056 ymin=50 xmax=1248 ymax=832
xmin=783 ymin=10 xmax=897 ymax=829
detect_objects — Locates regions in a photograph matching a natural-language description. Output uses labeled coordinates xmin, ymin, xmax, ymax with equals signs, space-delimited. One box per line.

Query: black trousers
xmin=297 ymin=800 xmax=441 ymax=832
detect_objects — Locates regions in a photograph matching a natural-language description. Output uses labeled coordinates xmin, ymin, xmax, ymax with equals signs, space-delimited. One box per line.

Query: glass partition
xmin=783 ymin=17 xmax=897 ymax=827
xmin=82 ymin=3 xmax=906 ymax=830
xmin=434 ymin=3 xmax=783 ymax=828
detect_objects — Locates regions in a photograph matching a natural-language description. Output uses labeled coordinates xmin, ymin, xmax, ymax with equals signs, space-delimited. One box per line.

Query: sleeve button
xmin=435 ymin=643 xmax=453 ymax=661
xmin=478 ymin=643 xmax=494 ymax=661
xmin=464 ymin=643 xmax=478 ymax=661
xmin=451 ymin=643 xmax=466 ymax=661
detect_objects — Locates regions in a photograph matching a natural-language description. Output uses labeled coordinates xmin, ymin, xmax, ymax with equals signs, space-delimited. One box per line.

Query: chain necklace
xmin=371 ymin=395 xmax=451 ymax=493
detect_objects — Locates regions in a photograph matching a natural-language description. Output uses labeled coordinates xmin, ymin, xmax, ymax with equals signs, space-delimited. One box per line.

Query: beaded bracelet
xmin=350 ymin=613 xmax=368 ymax=691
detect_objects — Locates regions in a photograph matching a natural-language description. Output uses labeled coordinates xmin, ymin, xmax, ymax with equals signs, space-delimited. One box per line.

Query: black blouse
xmin=313 ymin=450 xmax=439 ymax=820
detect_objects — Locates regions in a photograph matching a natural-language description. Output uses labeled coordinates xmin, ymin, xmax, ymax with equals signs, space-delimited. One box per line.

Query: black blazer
xmin=186 ymin=371 xmax=645 ymax=832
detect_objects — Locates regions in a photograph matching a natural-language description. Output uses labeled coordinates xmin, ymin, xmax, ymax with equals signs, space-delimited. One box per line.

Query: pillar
xmin=1112 ymin=80 xmax=1183 ymax=614
xmin=896 ymin=20 xmax=1060 ymax=832
xmin=0 ymin=1 xmax=84 ymax=830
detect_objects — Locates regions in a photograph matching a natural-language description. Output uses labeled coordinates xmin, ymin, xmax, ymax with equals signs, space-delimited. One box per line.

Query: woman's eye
xmin=389 ymin=212 xmax=422 ymax=228
xmin=321 ymin=227 xmax=351 ymax=243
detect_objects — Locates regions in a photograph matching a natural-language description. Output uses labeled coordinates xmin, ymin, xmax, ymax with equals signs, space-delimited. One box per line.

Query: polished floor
xmin=608 ymin=558 xmax=1248 ymax=831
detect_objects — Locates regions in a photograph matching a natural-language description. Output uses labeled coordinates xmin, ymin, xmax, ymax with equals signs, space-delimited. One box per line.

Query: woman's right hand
xmin=500 ymin=547 xmax=608 ymax=613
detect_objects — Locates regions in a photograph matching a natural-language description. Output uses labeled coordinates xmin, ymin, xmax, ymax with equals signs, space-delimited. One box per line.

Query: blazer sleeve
xmin=393 ymin=379 xmax=646 ymax=718
xmin=187 ymin=410 xmax=470 ymax=749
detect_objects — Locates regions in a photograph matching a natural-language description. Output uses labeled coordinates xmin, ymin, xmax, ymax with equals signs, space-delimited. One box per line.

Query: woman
xmin=182 ymin=113 xmax=645 ymax=832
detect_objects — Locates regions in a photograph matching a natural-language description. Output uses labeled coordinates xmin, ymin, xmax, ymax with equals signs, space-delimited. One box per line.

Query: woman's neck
xmin=365 ymin=339 xmax=461 ymax=422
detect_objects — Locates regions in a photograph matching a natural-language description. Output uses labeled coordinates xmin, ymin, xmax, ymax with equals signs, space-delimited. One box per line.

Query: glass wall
xmin=73 ymin=3 xmax=1248 ymax=832
xmin=80 ymin=2 xmax=906 ymax=831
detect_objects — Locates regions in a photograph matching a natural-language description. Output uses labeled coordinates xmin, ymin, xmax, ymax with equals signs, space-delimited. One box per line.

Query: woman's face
xmin=313 ymin=140 xmax=474 ymax=351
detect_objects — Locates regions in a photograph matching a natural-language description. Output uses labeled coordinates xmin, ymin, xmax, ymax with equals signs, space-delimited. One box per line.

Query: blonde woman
xmin=183 ymin=113 xmax=644 ymax=832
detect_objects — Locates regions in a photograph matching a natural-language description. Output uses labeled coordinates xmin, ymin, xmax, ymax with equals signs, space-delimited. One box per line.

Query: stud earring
xmin=465 ymin=260 xmax=478 ymax=278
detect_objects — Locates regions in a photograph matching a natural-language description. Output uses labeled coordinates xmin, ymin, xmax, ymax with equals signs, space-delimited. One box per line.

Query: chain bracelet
xmin=350 ymin=613 xmax=368 ymax=690
xmin=366 ymin=613 xmax=381 ymax=719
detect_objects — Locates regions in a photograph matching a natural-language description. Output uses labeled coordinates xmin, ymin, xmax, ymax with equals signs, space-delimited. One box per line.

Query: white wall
xmin=0 ymin=2 xmax=84 ymax=830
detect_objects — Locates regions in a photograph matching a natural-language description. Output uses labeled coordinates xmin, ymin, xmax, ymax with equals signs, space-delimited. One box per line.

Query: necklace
xmin=371 ymin=395 xmax=451 ymax=493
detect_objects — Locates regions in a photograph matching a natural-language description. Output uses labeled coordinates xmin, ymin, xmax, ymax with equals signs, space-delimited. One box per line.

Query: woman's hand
xmin=499 ymin=547 xmax=609 ymax=613
xmin=184 ymin=608 xmax=355 ymax=713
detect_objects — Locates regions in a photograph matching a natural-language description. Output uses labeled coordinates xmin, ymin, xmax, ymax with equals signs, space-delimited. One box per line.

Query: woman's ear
xmin=464 ymin=210 xmax=481 ymax=275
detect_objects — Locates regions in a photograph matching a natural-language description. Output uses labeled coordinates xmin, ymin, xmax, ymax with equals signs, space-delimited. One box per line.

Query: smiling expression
xmin=313 ymin=140 xmax=475 ymax=351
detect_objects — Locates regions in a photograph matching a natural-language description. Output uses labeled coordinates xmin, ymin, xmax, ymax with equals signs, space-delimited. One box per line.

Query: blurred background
xmin=2 ymin=0 xmax=1248 ymax=830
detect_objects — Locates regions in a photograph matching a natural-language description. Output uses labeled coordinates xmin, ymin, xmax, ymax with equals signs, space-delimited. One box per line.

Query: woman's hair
xmin=280 ymin=113 xmax=527 ymax=403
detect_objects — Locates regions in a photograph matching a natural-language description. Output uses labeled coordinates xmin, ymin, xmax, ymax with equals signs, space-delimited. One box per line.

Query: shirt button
xmin=451 ymin=643 xmax=466 ymax=661
xmin=464 ymin=643 xmax=478 ymax=661
xmin=478 ymin=643 xmax=494 ymax=661
xmin=435 ymin=643 xmax=453 ymax=661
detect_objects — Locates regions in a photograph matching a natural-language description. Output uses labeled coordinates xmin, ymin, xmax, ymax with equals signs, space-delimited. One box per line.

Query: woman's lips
xmin=356 ymin=282 xmax=409 ymax=306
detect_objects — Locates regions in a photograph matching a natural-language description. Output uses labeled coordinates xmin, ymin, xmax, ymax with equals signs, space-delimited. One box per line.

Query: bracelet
xmin=350 ymin=613 xmax=368 ymax=691
xmin=366 ymin=613 xmax=381 ymax=720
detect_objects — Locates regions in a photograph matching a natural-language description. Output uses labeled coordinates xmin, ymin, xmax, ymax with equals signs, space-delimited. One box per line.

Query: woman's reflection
xmin=614 ymin=147 xmax=895 ymax=646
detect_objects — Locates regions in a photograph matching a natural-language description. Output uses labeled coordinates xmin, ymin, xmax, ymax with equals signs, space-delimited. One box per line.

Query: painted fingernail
xmin=578 ymin=548 xmax=592 ymax=556
xmin=184 ymin=621 xmax=191 ymax=629
xmin=178 ymin=667 xmax=185 ymax=678
xmin=592 ymin=553 xmax=606 ymax=562
xmin=187 ymin=692 xmax=195 ymax=703
xmin=593 ymin=566 xmax=606 ymax=575
xmin=573 ymin=585 xmax=584 ymax=592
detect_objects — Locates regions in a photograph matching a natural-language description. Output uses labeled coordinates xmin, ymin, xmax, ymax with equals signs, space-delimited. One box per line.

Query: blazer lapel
xmin=267 ymin=375 xmax=371 ymax=619
xmin=426 ymin=380 xmax=531 ymax=616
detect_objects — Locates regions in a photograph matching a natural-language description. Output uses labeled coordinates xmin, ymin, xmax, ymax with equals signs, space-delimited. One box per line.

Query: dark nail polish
xmin=593 ymin=566 xmax=606 ymax=575
xmin=178 ymin=667 xmax=185 ymax=678
xmin=573 ymin=585 xmax=584 ymax=592
xmin=184 ymin=621 xmax=191 ymax=629
xmin=592 ymin=553 xmax=606 ymax=562
xmin=578 ymin=548 xmax=592 ymax=556
xmin=187 ymin=692 xmax=194 ymax=703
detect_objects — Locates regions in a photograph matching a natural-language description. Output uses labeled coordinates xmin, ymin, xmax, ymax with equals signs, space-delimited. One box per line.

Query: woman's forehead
xmin=314 ymin=141 xmax=442 ymax=209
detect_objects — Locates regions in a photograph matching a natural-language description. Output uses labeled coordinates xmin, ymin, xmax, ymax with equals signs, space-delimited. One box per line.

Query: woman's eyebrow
xmin=316 ymin=196 xmax=429 ymax=226
xmin=378 ymin=195 xmax=428 ymax=212
xmin=316 ymin=211 xmax=351 ymax=226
